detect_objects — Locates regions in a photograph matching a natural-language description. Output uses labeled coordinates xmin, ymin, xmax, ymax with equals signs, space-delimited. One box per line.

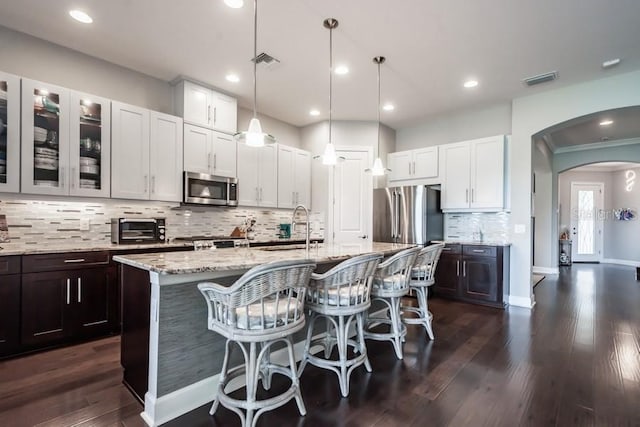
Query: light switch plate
xmin=514 ymin=224 xmax=526 ymax=234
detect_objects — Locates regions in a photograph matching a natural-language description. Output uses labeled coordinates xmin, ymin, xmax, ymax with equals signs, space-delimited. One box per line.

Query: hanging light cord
xmin=377 ymin=59 xmax=381 ymax=157
xmin=328 ymin=22 xmax=333 ymax=144
xmin=252 ymin=0 xmax=258 ymax=119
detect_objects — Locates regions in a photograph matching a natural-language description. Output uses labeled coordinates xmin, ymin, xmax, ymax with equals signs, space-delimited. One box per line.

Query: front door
xmin=570 ymin=182 xmax=604 ymax=262
xmin=331 ymin=148 xmax=372 ymax=243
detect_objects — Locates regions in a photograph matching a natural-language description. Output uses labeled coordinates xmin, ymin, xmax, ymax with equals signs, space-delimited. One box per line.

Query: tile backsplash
xmin=0 ymin=194 xmax=324 ymax=247
xmin=444 ymin=212 xmax=510 ymax=242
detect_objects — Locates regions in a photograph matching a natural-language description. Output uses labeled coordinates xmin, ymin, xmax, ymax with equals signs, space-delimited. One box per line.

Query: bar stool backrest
xmin=198 ymin=259 xmax=316 ymax=337
xmin=373 ymin=246 xmax=421 ymax=293
xmin=412 ymin=243 xmax=445 ymax=284
xmin=306 ymin=252 xmax=383 ymax=315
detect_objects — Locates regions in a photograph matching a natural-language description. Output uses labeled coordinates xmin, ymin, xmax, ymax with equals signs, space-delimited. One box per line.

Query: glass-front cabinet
xmin=69 ymin=92 xmax=110 ymax=198
xmin=0 ymin=71 xmax=20 ymax=193
xmin=21 ymin=79 xmax=110 ymax=197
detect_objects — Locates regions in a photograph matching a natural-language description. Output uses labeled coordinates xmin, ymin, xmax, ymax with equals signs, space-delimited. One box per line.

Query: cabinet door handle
xmin=296 ymin=191 xmax=299 ymax=204
xmin=71 ymin=167 xmax=76 ymax=189
xmin=463 ymin=261 xmax=467 ymax=277
xmin=66 ymin=278 xmax=71 ymax=305
xmin=292 ymin=191 xmax=295 ymax=205
xmin=151 ymin=176 xmax=156 ymax=194
xmin=471 ymin=188 xmax=474 ymax=203
xmin=413 ymin=161 xmax=416 ymax=175
xmin=64 ymin=258 xmax=86 ymax=263
xmin=77 ymin=278 xmax=82 ymax=303
xmin=408 ymin=162 xmax=411 ymax=175
xmin=213 ymin=153 xmax=217 ymax=170
xmin=207 ymin=153 xmax=211 ymax=170
xmin=256 ymin=187 xmax=259 ymax=202
xmin=213 ymin=107 xmax=217 ymax=125
xmin=207 ymin=105 xmax=211 ymax=123
xmin=144 ymin=175 xmax=148 ymax=193
xmin=260 ymin=188 xmax=263 ymax=202
xmin=60 ymin=167 xmax=65 ymax=189
xmin=465 ymin=189 xmax=469 ymax=203
xmin=456 ymin=260 xmax=460 ymax=276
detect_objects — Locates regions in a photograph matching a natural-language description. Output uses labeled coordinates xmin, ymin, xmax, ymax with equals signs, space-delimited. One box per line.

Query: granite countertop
xmin=434 ymin=240 xmax=512 ymax=247
xmin=0 ymin=238 xmax=316 ymax=256
xmin=113 ymin=242 xmax=416 ymax=275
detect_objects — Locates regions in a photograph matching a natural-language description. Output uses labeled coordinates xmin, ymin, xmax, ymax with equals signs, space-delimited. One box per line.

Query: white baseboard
xmin=532 ymin=266 xmax=559 ymax=275
xmin=602 ymin=258 xmax=640 ymax=267
xmin=508 ymin=295 xmax=535 ymax=309
xmin=141 ymin=308 xmax=387 ymax=426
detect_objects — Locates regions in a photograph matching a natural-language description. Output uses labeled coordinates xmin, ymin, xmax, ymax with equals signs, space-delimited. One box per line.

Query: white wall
xmin=396 ymin=102 xmax=512 ymax=150
xmin=511 ymin=69 xmax=640 ymax=307
xmin=0 ymin=25 xmax=173 ymax=113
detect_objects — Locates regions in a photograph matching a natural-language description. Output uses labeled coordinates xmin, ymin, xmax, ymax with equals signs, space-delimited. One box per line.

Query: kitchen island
xmin=113 ymin=242 xmax=414 ymax=426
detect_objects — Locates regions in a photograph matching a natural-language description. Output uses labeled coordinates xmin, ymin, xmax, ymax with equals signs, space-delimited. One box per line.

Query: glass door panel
xmin=21 ymin=79 xmax=69 ymax=196
xmin=33 ymin=87 xmax=61 ymax=188
xmin=577 ymin=190 xmax=594 ymax=255
xmin=570 ymin=182 xmax=603 ymax=262
xmin=0 ymin=72 xmax=20 ymax=193
xmin=69 ymin=92 xmax=110 ymax=197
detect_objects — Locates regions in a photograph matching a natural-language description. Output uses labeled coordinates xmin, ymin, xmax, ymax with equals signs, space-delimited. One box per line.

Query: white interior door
xmin=331 ymin=148 xmax=372 ymax=243
xmin=570 ymin=182 xmax=603 ymax=262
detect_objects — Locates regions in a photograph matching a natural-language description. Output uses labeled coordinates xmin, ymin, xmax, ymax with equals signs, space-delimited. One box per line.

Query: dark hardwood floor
xmin=1 ymin=263 xmax=639 ymax=426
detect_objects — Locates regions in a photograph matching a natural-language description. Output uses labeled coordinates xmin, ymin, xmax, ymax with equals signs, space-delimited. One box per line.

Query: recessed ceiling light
xmin=602 ymin=58 xmax=621 ymax=69
xmin=599 ymin=119 xmax=614 ymax=126
xmin=335 ymin=65 xmax=349 ymax=75
xmin=224 ymin=0 xmax=244 ymax=8
xmin=309 ymin=109 xmax=320 ymax=116
xmin=225 ymin=74 xmax=240 ymax=83
xmin=69 ymin=10 xmax=93 ymax=24
xmin=463 ymin=80 xmax=479 ymax=88
xmin=382 ymin=103 xmax=395 ymax=111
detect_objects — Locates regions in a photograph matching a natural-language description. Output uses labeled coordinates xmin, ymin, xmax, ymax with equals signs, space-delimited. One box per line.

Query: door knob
xmin=359 ymin=235 xmax=368 ymax=239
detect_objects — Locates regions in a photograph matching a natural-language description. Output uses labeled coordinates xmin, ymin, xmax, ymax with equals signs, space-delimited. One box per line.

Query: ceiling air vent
xmin=523 ymin=71 xmax=558 ymax=87
xmin=252 ymin=52 xmax=280 ymax=69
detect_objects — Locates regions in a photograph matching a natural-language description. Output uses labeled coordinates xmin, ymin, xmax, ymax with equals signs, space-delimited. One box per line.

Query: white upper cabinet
xmin=441 ymin=135 xmax=506 ymax=211
xmin=175 ymin=80 xmax=237 ymax=134
xmin=22 ymin=79 xmax=111 ymax=198
xmin=21 ymin=79 xmax=69 ymax=196
xmin=112 ymin=102 xmax=183 ymax=202
xmin=149 ymin=112 xmax=183 ymax=202
xmin=237 ymin=143 xmax=277 ymax=207
xmin=0 ymin=71 xmax=20 ymax=193
xmin=387 ymin=146 xmax=438 ymax=182
xmin=183 ymin=124 xmax=237 ymax=177
xmin=111 ymin=102 xmax=150 ymax=200
xmin=277 ymin=145 xmax=311 ymax=209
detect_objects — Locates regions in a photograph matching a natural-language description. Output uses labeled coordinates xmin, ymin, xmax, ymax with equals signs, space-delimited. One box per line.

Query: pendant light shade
xmin=313 ymin=18 xmax=344 ymax=165
xmin=365 ymin=56 xmax=391 ymax=176
xmin=234 ymin=0 xmax=275 ymax=147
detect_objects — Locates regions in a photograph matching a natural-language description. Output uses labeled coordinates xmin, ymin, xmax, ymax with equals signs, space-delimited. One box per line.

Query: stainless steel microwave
xmin=111 ymin=218 xmax=166 ymax=244
xmin=183 ymin=171 xmax=238 ymax=206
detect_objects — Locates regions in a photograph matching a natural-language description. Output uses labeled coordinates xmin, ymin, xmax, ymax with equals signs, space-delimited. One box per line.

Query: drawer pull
xmin=472 ymin=249 xmax=485 ymax=253
xmin=64 ymin=258 xmax=86 ymax=263
xmin=66 ymin=279 xmax=71 ymax=305
xmin=442 ymin=247 xmax=452 ymax=251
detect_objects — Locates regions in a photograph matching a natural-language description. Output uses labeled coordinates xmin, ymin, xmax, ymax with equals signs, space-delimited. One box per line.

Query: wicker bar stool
xmin=198 ymin=259 xmax=316 ymax=427
xmin=298 ymin=253 xmax=383 ymax=397
xmin=402 ymin=243 xmax=444 ymax=340
xmin=364 ymin=247 xmax=420 ymax=359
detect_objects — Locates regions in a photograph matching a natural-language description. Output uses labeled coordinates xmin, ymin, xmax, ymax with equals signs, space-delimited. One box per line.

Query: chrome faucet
xmin=291 ymin=204 xmax=310 ymax=255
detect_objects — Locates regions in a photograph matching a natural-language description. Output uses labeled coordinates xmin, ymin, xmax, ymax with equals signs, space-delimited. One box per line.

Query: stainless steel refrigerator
xmin=373 ymin=186 xmax=443 ymax=245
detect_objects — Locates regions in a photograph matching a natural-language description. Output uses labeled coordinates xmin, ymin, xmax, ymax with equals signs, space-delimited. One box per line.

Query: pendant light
xmin=366 ymin=56 xmax=391 ymax=176
xmin=316 ymin=18 xmax=340 ymax=165
xmin=234 ymin=0 xmax=275 ymax=147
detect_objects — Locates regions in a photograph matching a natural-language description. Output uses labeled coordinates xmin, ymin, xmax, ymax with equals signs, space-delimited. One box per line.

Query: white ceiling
xmin=1 ymin=0 xmax=640 ymax=129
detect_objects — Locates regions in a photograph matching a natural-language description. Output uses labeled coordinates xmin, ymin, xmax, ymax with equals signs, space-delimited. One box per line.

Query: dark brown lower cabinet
xmin=20 ymin=252 xmax=119 ymax=352
xmin=0 ymin=256 xmax=21 ymax=357
xmin=434 ymin=244 xmax=509 ymax=309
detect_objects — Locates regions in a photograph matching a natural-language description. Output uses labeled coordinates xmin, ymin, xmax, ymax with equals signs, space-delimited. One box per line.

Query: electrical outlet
xmin=514 ymin=224 xmax=526 ymax=234
xmin=80 ymin=219 xmax=90 ymax=231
